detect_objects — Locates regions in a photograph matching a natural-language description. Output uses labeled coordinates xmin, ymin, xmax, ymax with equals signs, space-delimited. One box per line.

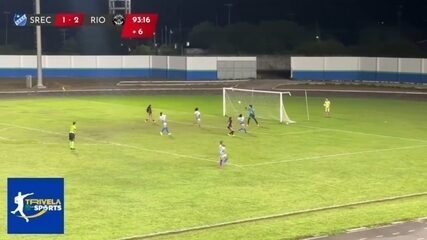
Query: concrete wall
xmin=0 ymin=55 xmax=256 ymax=80
xmin=168 ymin=56 xmax=187 ymax=79
xmin=217 ymin=57 xmax=257 ymax=80
xmin=257 ymin=55 xmax=291 ymax=71
xmin=186 ymin=57 xmax=218 ymax=80
xmin=291 ymin=56 xmax=427 ymax=83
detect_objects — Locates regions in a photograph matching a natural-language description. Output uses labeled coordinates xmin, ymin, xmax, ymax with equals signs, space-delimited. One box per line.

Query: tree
xmin=131 ymin=44 xmax=156 ymax=55
xmin=358 ymin=26 xmax=401 ymax=46
xmin=257 ymin=21 xmax=311 ymax=54
xmin=61 ymin=38 xmax=80 ymax=54
xmin=189 ymin=22 xmax=224 ymax=49
xmin=296 ymin=39 xmax=348 ymax=56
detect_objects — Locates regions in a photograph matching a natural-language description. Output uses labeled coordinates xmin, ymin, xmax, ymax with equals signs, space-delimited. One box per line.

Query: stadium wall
xmin=0 ymin=55 xmax=256 ymax=80
xmin=291 ymin=57 xmax=427 ymax=83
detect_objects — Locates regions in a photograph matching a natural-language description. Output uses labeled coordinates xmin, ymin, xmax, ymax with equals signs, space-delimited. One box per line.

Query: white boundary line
xmin=0 ymin=122 xmax=242 ymax=168
xmin=0 ymin=127 xmax=13 ymax=132
xmin=0 ymin=88 xmax=223 ymax=95
xmin=0 ymin=136 xmax=11 ymax=141
xmin=169 ymin=120 xmax=329 ymax=136
xmin=273 ymin=88 xmax=427 ymax=95
xmin=118 ymin=192 xmax=427 ymax=240
xmin=107 ymin=142 xmax=242 ymax=168
xmin=241 ymin=145 xmax=427 ymax=167
xmin=300 ymin=125 xmax=427 ymax=144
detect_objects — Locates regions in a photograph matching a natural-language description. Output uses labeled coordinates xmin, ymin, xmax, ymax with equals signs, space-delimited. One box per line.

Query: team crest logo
xmin=13 ymin=14 xmax=27 ymax=27
xmin=113 ymin=14 xmax=125 ymax=26
xmin=8 ymin=178 xmax=64 ymax=234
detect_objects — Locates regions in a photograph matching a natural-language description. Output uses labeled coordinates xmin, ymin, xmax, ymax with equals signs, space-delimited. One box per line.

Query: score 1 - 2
xmin=54 ymin=13 xmax=85 ymax=27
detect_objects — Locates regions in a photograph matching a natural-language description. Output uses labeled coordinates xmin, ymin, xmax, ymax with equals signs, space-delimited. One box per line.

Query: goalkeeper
xmin=323 ymin=98 xmax=331 ymax=117
xmin=246 ymin=105 xmax=259 ymax=126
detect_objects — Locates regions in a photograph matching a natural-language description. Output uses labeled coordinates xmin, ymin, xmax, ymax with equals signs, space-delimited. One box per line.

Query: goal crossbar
xmin=223 ymin=87 xmax=295 ymax=124
xmin=223 ymin=87 xmax=292 ymax=95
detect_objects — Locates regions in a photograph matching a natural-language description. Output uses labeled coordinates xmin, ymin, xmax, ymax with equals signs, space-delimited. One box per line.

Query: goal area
xmin=223 ymin=87 xmax=295 ymax=124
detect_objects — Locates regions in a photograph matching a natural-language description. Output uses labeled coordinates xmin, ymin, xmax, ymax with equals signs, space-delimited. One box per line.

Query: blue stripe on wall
xmin=293 ymin=70 xmax=427 ymax=83
xmin=0 ymin=68 xmax=36 ymax=78
xmin=168 ymin=69 xmax=187 ymax=80
xmin=398 ymin=72 xmax=422 ymax=83
xmin=151 ymin=68 xmax=168 ymax=78
xmin=324 ymin=71 xmax=360 ymax=81
xmin=186 ymin=71 xmax=217 ymax=80
xmin=0 ymin=68 xmax=220 ymax=80
xmin=292 ymin=71 xmax=324 ymax=80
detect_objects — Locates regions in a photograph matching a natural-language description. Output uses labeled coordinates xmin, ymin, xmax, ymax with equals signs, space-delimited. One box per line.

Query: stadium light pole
xmin=4 ymin=11 xmax=10 ymax=46
xmin=35 ymin=0 xmax=45 ymax=88
xmin=224 ymin=3 xmax=233 ymax=25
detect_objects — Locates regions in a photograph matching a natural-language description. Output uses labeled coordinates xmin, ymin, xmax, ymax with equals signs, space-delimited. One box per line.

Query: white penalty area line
xmin=118 ymin=192 xmax=427 ymax=240
xmin=0 ymin=127 xmax=14 ymax=141
xmin=0 ymin=136 xmax=11 ymax=141
xmin=107 ymin=142 xmax=242 ymax=168
xmin=0 ymin=122 xmax=242 ymax=168
xmin=241 ymin=144 xmax=427 ymax=167
xmin=169 ymin=120 xmax=328 ymax=137
xmin=0 ymin=127 xmax=13 ymax=132
xmin=300 ymin=125 xmax=427 ymax=144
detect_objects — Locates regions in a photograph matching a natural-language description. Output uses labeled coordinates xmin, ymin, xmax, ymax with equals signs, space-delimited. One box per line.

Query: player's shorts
xmin=325 ymin=107 xmax=330 ymax=112
xmin=220 ymin=154 xmax=228 ymax=161
xmin=69 ymin=133 xmax=75 ymax=141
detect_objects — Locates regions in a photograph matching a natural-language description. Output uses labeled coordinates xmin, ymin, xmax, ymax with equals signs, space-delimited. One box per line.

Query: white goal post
xmin=223 ymin=87 xmax=295 ymax=124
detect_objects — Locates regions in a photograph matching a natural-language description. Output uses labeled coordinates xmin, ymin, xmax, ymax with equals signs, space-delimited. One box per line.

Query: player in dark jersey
xmin=69 ymin=121 xmax=77 ymax=150
xmin=227 ymin=117 xmax=235 ymax=136
xmin=145 ymin=104 xmax=155 ymax=123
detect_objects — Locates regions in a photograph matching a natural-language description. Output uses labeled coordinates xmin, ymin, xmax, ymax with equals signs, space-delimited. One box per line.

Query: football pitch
xmin=0 ymin=93 xmax=426 ymax=240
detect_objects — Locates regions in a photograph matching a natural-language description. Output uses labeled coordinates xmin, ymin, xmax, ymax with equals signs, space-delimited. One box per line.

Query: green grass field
xmin=0 ymin=94 xmax=426 ymax=240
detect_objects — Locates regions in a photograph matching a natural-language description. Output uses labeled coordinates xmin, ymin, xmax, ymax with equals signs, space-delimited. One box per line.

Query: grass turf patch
xmin=0 ymin=94 xmax=425 ymax=239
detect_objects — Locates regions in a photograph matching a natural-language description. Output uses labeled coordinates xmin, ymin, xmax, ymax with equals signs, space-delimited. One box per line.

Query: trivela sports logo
xmin=7 ymin=178 xmax=64 ymax=234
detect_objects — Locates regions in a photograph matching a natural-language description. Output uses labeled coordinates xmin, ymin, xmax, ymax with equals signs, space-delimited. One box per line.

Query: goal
xmin=223 ymin=87 xmax=295 ymax=124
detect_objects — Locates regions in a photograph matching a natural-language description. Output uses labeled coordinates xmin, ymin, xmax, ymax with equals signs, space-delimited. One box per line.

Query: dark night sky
xmin=1 ymin=0 xmax=427 ymax=52
xmin=2 ymin=0 xmax=427 ymax=28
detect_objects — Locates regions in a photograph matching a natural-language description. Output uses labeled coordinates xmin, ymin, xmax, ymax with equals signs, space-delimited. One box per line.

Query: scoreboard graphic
xmin=13 ymin=13 xmax=159 ymax=39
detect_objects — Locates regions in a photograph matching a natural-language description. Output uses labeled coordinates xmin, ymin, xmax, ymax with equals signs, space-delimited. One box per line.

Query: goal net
xmin=223 ymin=87 xmax=295 ymax=124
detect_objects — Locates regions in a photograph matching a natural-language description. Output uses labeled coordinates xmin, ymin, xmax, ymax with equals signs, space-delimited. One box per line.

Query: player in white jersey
xmin=219 ymin=141 xmax=228 ymax=168
xmin=237 ymin=114 xmax=247 ymax=133
xmin=194 ymin=107 xmax=201 ymax=127
xmin=159 ymin=112 xmax=171 ymax=136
